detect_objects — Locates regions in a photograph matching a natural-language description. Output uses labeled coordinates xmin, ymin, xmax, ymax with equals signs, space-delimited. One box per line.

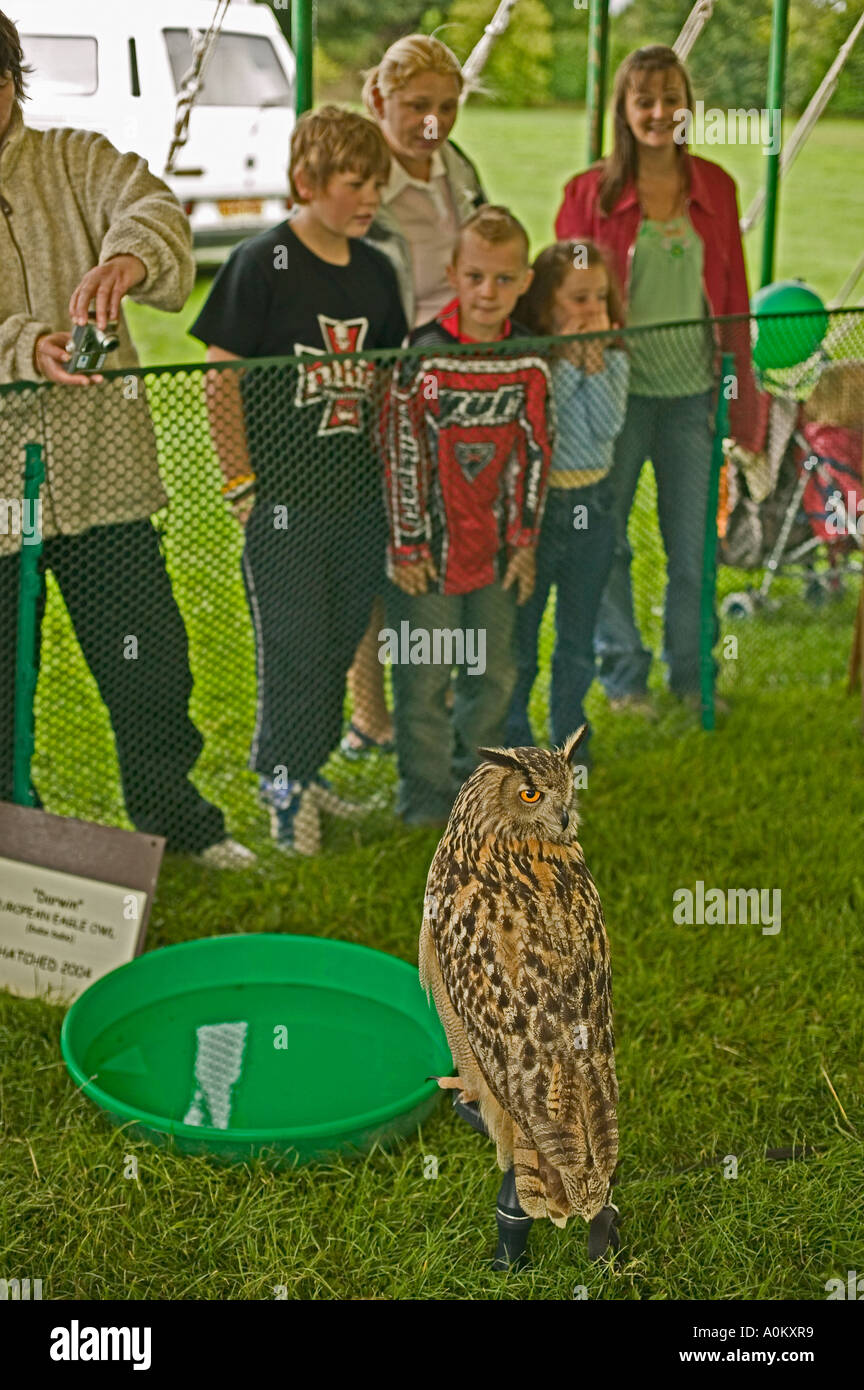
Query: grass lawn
xmin=1 ymin=111 xmax=863 ymax=1301
xmin=453 ymin=108 xmax=864 ymax=305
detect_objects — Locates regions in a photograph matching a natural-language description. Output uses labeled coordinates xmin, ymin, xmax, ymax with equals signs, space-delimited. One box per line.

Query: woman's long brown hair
xmin=598 ymin=45 xmax=694 ymax=218
xmin=514 ymin=240 xmax=626 ymax=355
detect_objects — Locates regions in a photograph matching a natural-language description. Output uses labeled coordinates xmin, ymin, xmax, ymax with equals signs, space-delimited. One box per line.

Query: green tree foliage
xmin=613 ymin=0 xmax=864 ymax=116
xmin=544 ymin=0 xmax=590 ymax=102
xmin=444 ymin=0 xmax=555 ymax=105
xmin=613 ymin=0 xmax=772 ymax=110
xmin=258 ymin=0 xmax=864 ymax=116
xmin=261 ymin=0 xmax=430 ymax=79
xmin=787 ymin=0 xmax=864 ymax=116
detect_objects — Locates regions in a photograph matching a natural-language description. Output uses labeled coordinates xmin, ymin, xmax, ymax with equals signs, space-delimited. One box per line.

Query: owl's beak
xmin=561 ymin=808 xmax=569 ymax=829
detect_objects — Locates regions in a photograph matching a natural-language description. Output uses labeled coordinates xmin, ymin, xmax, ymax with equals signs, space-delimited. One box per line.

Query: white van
xmin=17 ymin=0 xmax=297 ymax=259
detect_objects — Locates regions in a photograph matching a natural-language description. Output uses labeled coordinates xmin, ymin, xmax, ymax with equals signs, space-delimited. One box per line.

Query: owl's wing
xmin=505 ymin=863 xmax=618 ymax=1193
xmin=429 ymin=842 xmax=617 ymax=1192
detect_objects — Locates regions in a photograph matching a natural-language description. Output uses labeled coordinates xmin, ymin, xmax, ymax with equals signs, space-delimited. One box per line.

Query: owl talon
xmin=430 ymin=1075 xmax=479 ymax=1102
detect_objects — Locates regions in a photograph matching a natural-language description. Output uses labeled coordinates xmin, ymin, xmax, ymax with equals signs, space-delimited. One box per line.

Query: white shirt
xmin=382 ymin=148 xmax=460 ymax=326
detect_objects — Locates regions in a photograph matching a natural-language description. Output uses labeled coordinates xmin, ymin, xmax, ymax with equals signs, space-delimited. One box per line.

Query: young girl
xmin=505 ymin=241 xmax=629 ymax=768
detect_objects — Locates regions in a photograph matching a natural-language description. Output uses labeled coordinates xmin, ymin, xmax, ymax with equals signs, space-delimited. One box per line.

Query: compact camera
xmin=65 ymin=314 xmax=120 ymax=373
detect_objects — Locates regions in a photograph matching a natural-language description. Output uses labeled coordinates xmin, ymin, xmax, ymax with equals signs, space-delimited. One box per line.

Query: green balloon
xmin=751 ymin=280 xmax=828 ymax=371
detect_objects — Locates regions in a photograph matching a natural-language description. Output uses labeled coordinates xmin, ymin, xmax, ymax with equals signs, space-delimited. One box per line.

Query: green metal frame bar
xmin=700 ymin=354 xmax=735 ymax=730
xmin=12 ymin=443 xmax=45 ymax=805
xmin=585 ymin=0 xmax=611 ymax=164
xmin=761 ymin=0 xmax=789 ymax=287
xmin=292 ymin=0 xmax=315 ymax=117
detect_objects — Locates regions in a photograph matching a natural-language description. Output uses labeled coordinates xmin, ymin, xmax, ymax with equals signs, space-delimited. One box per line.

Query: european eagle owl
xmin=420 ymin=727 xmax=618 ymax=1227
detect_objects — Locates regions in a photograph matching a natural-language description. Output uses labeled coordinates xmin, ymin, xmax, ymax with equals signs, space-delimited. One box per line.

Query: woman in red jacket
xmin=556 ymin=44 xmax=758 ymax=709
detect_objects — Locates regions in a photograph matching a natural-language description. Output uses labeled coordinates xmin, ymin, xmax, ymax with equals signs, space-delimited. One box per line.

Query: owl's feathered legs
xmin=492 ymin=1168 xmax=619 ymax=1270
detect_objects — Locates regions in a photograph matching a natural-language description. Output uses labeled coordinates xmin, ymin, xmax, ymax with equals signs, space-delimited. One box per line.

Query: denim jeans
xmin=595 ymin=391 xmax=715 ymax=698
xmin=506 ymin=480 xmax=615 ymax=756
xmin=384 ymin=578 xmax=517 ymax=823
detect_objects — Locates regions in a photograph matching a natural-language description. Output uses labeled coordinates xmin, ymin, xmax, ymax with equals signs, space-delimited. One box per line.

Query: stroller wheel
xmin=804 ymin=576 xmax=829 ymax=606
xmin=722 ymin=591 xmax=756 ymax=620
xmin=827 ymin=573 xmax=846 ymax=600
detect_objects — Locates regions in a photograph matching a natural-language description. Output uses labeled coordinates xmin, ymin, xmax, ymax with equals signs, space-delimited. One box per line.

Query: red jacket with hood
xmin=555 ymin=153 xmax=766 ymax=452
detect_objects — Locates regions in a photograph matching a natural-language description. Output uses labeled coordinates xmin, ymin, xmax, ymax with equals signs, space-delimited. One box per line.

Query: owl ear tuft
xmin=561 ymin=725 xmax=588 ymax=766
xmin=477 ymin=745 xmax=527 ymax=773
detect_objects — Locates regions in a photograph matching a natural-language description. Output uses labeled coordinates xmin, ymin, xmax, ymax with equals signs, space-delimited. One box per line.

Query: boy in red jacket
xmin=381 ymin=206 xmax=553 ymax=824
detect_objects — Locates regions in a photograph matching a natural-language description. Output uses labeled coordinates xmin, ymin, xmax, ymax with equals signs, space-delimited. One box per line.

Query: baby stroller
xmin=719 ymin=363 xmax=863 ymax=618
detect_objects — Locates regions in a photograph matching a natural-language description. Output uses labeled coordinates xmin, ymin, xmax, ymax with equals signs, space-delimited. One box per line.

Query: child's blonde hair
xmin=289 ymin=105 xmax=390 ymax=203
xmin=453 ymin=205 xmax=530 ymax=266
xmin=362 ymin=34 xmax=463 ymax=115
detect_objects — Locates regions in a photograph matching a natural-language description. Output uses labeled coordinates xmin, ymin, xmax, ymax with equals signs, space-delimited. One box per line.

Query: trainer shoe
xmin=195 ymin=837 xmax=258 ymax=869
xmin=258 ymin=776 xmax=321 ymax=856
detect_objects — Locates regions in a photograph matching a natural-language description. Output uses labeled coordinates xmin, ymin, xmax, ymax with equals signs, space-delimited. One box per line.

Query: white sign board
xmin=0 ymin=856 xmax=147 ymax=1002
xmin=0 ymin=803 xmax=163 ymax=1003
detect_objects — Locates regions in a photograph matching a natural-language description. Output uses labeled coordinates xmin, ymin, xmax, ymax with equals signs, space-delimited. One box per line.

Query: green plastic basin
xmin=60 ymin=933 xmax=451 ymax=1164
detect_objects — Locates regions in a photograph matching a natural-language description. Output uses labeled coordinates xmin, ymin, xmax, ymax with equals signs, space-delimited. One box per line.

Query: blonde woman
xmin=342 ymin=34 xmax=487 ymax=758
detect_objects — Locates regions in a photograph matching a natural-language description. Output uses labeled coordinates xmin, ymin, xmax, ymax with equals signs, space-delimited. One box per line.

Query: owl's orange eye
xmin=519 ymin=788 xmax=541 ymax=804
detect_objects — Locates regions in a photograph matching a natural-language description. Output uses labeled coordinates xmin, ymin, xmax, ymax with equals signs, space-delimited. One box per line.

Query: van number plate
xmin=217 ymin=199 xmax=263 ymax=216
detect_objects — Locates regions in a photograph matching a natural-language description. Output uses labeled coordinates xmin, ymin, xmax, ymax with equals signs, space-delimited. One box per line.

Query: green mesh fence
xmin=2 ymin=309 xmax=862 ymax=854
xmin=716 ymin=310 xmax=864 ymax=706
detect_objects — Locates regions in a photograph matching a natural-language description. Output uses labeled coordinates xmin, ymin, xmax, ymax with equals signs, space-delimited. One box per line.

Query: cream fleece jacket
xmin=0 ymin=102 xmax=194 ymax=554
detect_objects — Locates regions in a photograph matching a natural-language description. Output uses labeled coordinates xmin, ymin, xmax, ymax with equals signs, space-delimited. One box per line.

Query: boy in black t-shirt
xmin=192 ymin=106 xmax=407 ymax=854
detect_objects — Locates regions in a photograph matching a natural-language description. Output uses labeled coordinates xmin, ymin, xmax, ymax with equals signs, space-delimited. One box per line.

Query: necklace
xmin=637 ymin=165 xmax=685 ymax=223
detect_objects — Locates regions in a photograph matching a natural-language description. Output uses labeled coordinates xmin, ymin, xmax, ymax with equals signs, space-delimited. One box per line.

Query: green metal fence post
xmin=292 ymin=0 xmax=315 ymax=117
xmin=760 ymin=0 xmax=789 ymax=288
xmin=13 ymin=443 xmax=45 ymax=805
xmin=585 ymin=0 xmax=611 ymax=165
xmin=700 ymin=354 xmax=734 ymax=732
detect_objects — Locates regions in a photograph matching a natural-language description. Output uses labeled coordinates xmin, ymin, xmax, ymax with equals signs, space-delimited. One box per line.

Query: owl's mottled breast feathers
xmin=424 ymin=825 xmax=616 ymax=1123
